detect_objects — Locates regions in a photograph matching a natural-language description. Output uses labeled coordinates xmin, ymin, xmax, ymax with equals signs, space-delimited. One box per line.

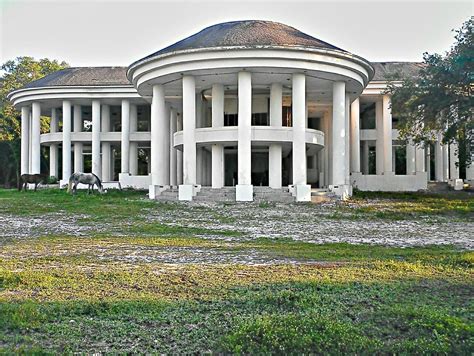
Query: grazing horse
xmin=19 ymin=174 xmax=46 ymax=191
xmin=67 ymin=172 xmax=104 ymax=195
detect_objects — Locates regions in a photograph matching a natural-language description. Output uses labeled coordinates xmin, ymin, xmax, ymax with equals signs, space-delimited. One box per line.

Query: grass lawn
xmin=0 ymin=188 xmax=473 ymax=354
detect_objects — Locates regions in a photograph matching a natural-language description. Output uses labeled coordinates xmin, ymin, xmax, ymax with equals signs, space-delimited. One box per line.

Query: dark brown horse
xmin=19 ymin=174 xmax=46 ymax=191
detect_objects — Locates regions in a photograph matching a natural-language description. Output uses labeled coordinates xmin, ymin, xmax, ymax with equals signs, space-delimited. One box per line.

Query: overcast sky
xmin=0 ymin=0 xmax=471 ymax=68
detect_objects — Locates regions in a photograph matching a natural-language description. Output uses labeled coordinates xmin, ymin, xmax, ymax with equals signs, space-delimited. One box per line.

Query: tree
xmin=0 ymin=56 xmax=69 ymax=140
xmin=0 ymin=56 xmax=68 ymax=187
xmin=387 ymin=18 xmax=473 ymax=164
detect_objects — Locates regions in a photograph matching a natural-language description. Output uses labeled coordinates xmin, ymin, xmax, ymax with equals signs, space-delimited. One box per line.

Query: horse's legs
xmin=73 ymin=182 xmax=78 ymax=195
xmin=34 ymin=183 xmax=38 ymax=192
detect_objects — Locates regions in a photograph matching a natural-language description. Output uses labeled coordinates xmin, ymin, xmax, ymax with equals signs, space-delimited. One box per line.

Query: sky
xmin=0 ymin=0 xmax=472 ymax=68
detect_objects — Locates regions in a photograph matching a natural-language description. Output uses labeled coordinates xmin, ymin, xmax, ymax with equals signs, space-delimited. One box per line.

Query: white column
xmin=73 ymin=105 xmax=83 ymax=173
xmin=362 ymin=140 xmax=369 ymax=175
xmin=449 ymin=142 xmax=459 ymax=180
xmin=382 ymin=95 xmax=393 ymax=174
xmin=442 ymin=141 xmax=449 ymax=182
xmin=375 ymin=100 xmax=383 ymax=175
xmin=434 ymin=135 xmax=444 ymax=182
xmin=20 ymin=106 xmax=30 ymax=175
xmin=292 ymin=73 xmax=310 ymax=201
xmin=129 ymin=104 xmax=138 ymax=176
xmin=30 ymin=102 xmax=41 ymax=174
xmin=49 ymin=108 xmax=58 ymax=178
xmin=91 ymin=99 xmax=101 ymax=177
xmin=406 ymin=140 xmax=416 ymax=175
xmin=331 ymin=81 xmax=349 ymax=198
xmin=101 ymin=105 xmax=111 ymax=181
xmin=350 ymin=98 xmax=360 ymax=173
xmin=62 ymin=100 xmax=72 ymax=180
xmin=211 ymin=83 xmax=225 ymax=188
xmin=324 ymin=109 xmax=331 ymax=185
xmin=236 ymin=71 xmax=253 ymax=201
xmin=425 ymin=145 xmax=431 ymax=180
xmin=269 ymin=82 xmax=282 ymax=189
xmin=416 ymin=144 xmax=425 ymax=173
xmin=177 ymin=112 xmax=183 ymax=185
xmin=169 ymin=107 xmax=178 ymax=186
xmin=151 ymin=84 xmax=169 ymax=190
xmin=121 ymin=99 xmax=130 ymax=174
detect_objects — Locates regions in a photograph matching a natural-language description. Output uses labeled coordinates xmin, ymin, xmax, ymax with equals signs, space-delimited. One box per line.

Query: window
xmin=224 ymin=113 xmax=238 ymax=126
xmin=252 ymin=113 xmax=268 ymax=126
xmin=282 ymin=106 xmax=292 ymax=127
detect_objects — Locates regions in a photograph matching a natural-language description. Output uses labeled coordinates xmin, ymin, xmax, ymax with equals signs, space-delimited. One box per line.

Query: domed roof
xmin=136 ymin=20 xmax=347 ymax=63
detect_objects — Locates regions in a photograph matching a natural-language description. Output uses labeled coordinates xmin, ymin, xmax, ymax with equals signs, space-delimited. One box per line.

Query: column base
xmin=149 ymin=185 xmax=169 ymax=199
xmin=236 ymin=184 xmax=253 ymax=202
xmin=178 ymin=184 xmax=201 ymax=201
xmin=294 ymin=184 xmax=311 ymax=202
xmin=329 ymin=184 xmax=352 ymax=200
xmin=448 ymin=178 xmax=464 ymax=190
xmin=383 ymin=171 xmax=395 ymax=176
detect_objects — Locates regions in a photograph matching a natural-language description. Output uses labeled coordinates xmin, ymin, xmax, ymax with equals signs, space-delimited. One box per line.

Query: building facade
xmin=8 ymin=21 xmax=471 ymax=201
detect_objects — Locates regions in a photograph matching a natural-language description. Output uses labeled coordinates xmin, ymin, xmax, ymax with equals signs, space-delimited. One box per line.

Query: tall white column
xmin=129 ymin=105 xmax=138 ymax=176
xmin=416 ymin=144 xmax=425 ymax=173
xmin=269 ymin=82 xmax=282 ymax=189
xmin=236 ymin=71 xmax=253 ymax=201
xmin=375 ymin=100 xmax=383 ymax=175
xmin=292 ymin=73 xmax=310 ymax=201
xmin=73 ymin=105 xmax=83 ymax=173
xmin=20 ymin=106 xmax=30 ymax=175
xmin=62 ymin=100 xmax=72 ymax=180
xmin=101 ymin=105 xmax=111 ymax=181
xmin=49 ymin=108 xmax=58 ymax=178
xmin=425 ymin=145 xmax=431 ymax=180
xmin=169 ymin=107 xmax=178 ymax=186
xmin=121 ymin=99 xmax=130 ymax=174
xmin=151 ymin=84 xmax=169 ymax=189
xmin=406 ymin=140 xmax=416 ymax=175
xmin=350 ymin=98 xmax=360 ymax=173
xmin=177 ymin=112 xmax=183 ymax=185
xmin=324 ymin=109 xmax=332 ymax=185
xmin=449 ymin=142 xmax=459 ymax=180
xmin=382 ymin=95 xmax=393 ymax=174
xmin=362 ymin=140 xmax=369 ymax=175
xmin=91 ymin=99 xmax=101 ymax=177
xmin=434 ymin=135 xmax=444 ymax=182
xmin=331 ymin=81 xmax=349 ymax=198
xmin=31 ymin=102 xmax=41 ymax=175
xmin=442 ymin=142 xmax=449 ymax=182
xmin=211 ymin=83 xmax=225 ymax=188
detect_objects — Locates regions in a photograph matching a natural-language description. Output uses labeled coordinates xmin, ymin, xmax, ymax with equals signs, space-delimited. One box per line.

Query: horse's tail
xmin=67 ymin=174 xmax=74 ymax=193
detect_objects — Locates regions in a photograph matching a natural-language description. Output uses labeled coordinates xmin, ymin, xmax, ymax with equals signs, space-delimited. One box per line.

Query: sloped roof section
xmin=136 ymin=20 xmax=347 ymax=63
xmin=23 ymin=67 xmax=131 ymax=88
xmin=371 ymin=62 xmax=424 ymax=81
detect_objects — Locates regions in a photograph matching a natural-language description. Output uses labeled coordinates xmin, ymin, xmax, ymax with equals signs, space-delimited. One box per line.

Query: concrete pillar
xmin=350 ymin=98 xmax=360 ymax=173
xmin=121 ymin=99 xmax=130 ymax=174
xmin=169 ymin=107 xmax=178 ymax=186
xmin=236 ymin=71 xmax=253 ymax=201
xmin=416 ymin=144 xmax=425 ymax=173
xmin=292 ymin=74 xmax=310 ymax=201
xmin=269 ymin=82 xmax=282 ymax=189
xmin=129 ymin=104 xmax=138 ymax=176
xmin=331 ymin=81 xmax=349 ymax=198
xmin=426 ymin=145 xmax=431 ymax=180
xmin=101 ymin=105 xmax=111 ymax=181
xmin=150 ymin=84 xmax=169 ymax=189
xmin=31 ymin=102 xmax=41 ymax=175
xmin=382 ymin=95 xmax=393 ymax=174
xmin=362 ymin=141 xmax=369 ymax=175
xmin=434 ymin=136 xmax=444 ymax=182
xmin=211 ymin=83 xmax=225 ymax=188
xmin=375 ymin=100 xmax=383 ymax=175
xmin=324 ymin=109 xmax=331 ymax=186
xmin=406 ymin=140 xmax=416 ymax=175
xmin=20 ymin=106 xmax=30 ymax=175
xmin=73 ymin=105 xmax=83 ymax=173
xmin=442 ymin=141 xmax=449 ymax=182
xmin=177 ymin=112 xmax=183 ymax=185
xmin=449 ymin=142 xmax=459 ymax=179
xmin=62 ymin=100 xmax=72 ymax=180
xmin=91 ymin=99 xmax=101 ymax=177
xmin=49 ymin=108 xmax=58 ymax=178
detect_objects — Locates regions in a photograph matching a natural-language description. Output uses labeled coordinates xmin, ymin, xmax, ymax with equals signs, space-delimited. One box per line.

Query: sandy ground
xmin=1 ymin=201 xmax=472 ymax=249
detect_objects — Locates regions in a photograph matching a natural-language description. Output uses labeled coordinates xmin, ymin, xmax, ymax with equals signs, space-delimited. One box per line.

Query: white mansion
xmin=8 ymin=21 xmax=470 ymax=201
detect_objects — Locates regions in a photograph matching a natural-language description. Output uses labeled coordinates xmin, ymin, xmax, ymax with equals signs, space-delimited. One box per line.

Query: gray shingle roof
xmin=371 ymin=62 xmax=424 ymax=81
xmin=134 ymin=20 xmax=347 ymax=65
xmin=22 ymin=67 xmax=130 ymax=89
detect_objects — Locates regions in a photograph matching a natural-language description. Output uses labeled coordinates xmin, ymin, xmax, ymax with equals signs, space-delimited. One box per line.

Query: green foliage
xmin=387 ymin=18 xmax=473 ymax=163
xmin=0 ymin=56 xmax=69 ymax=140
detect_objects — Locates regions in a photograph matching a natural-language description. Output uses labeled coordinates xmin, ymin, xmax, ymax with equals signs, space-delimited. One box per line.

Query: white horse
xmin=67 ymin=172 xmax=104 ymax=195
